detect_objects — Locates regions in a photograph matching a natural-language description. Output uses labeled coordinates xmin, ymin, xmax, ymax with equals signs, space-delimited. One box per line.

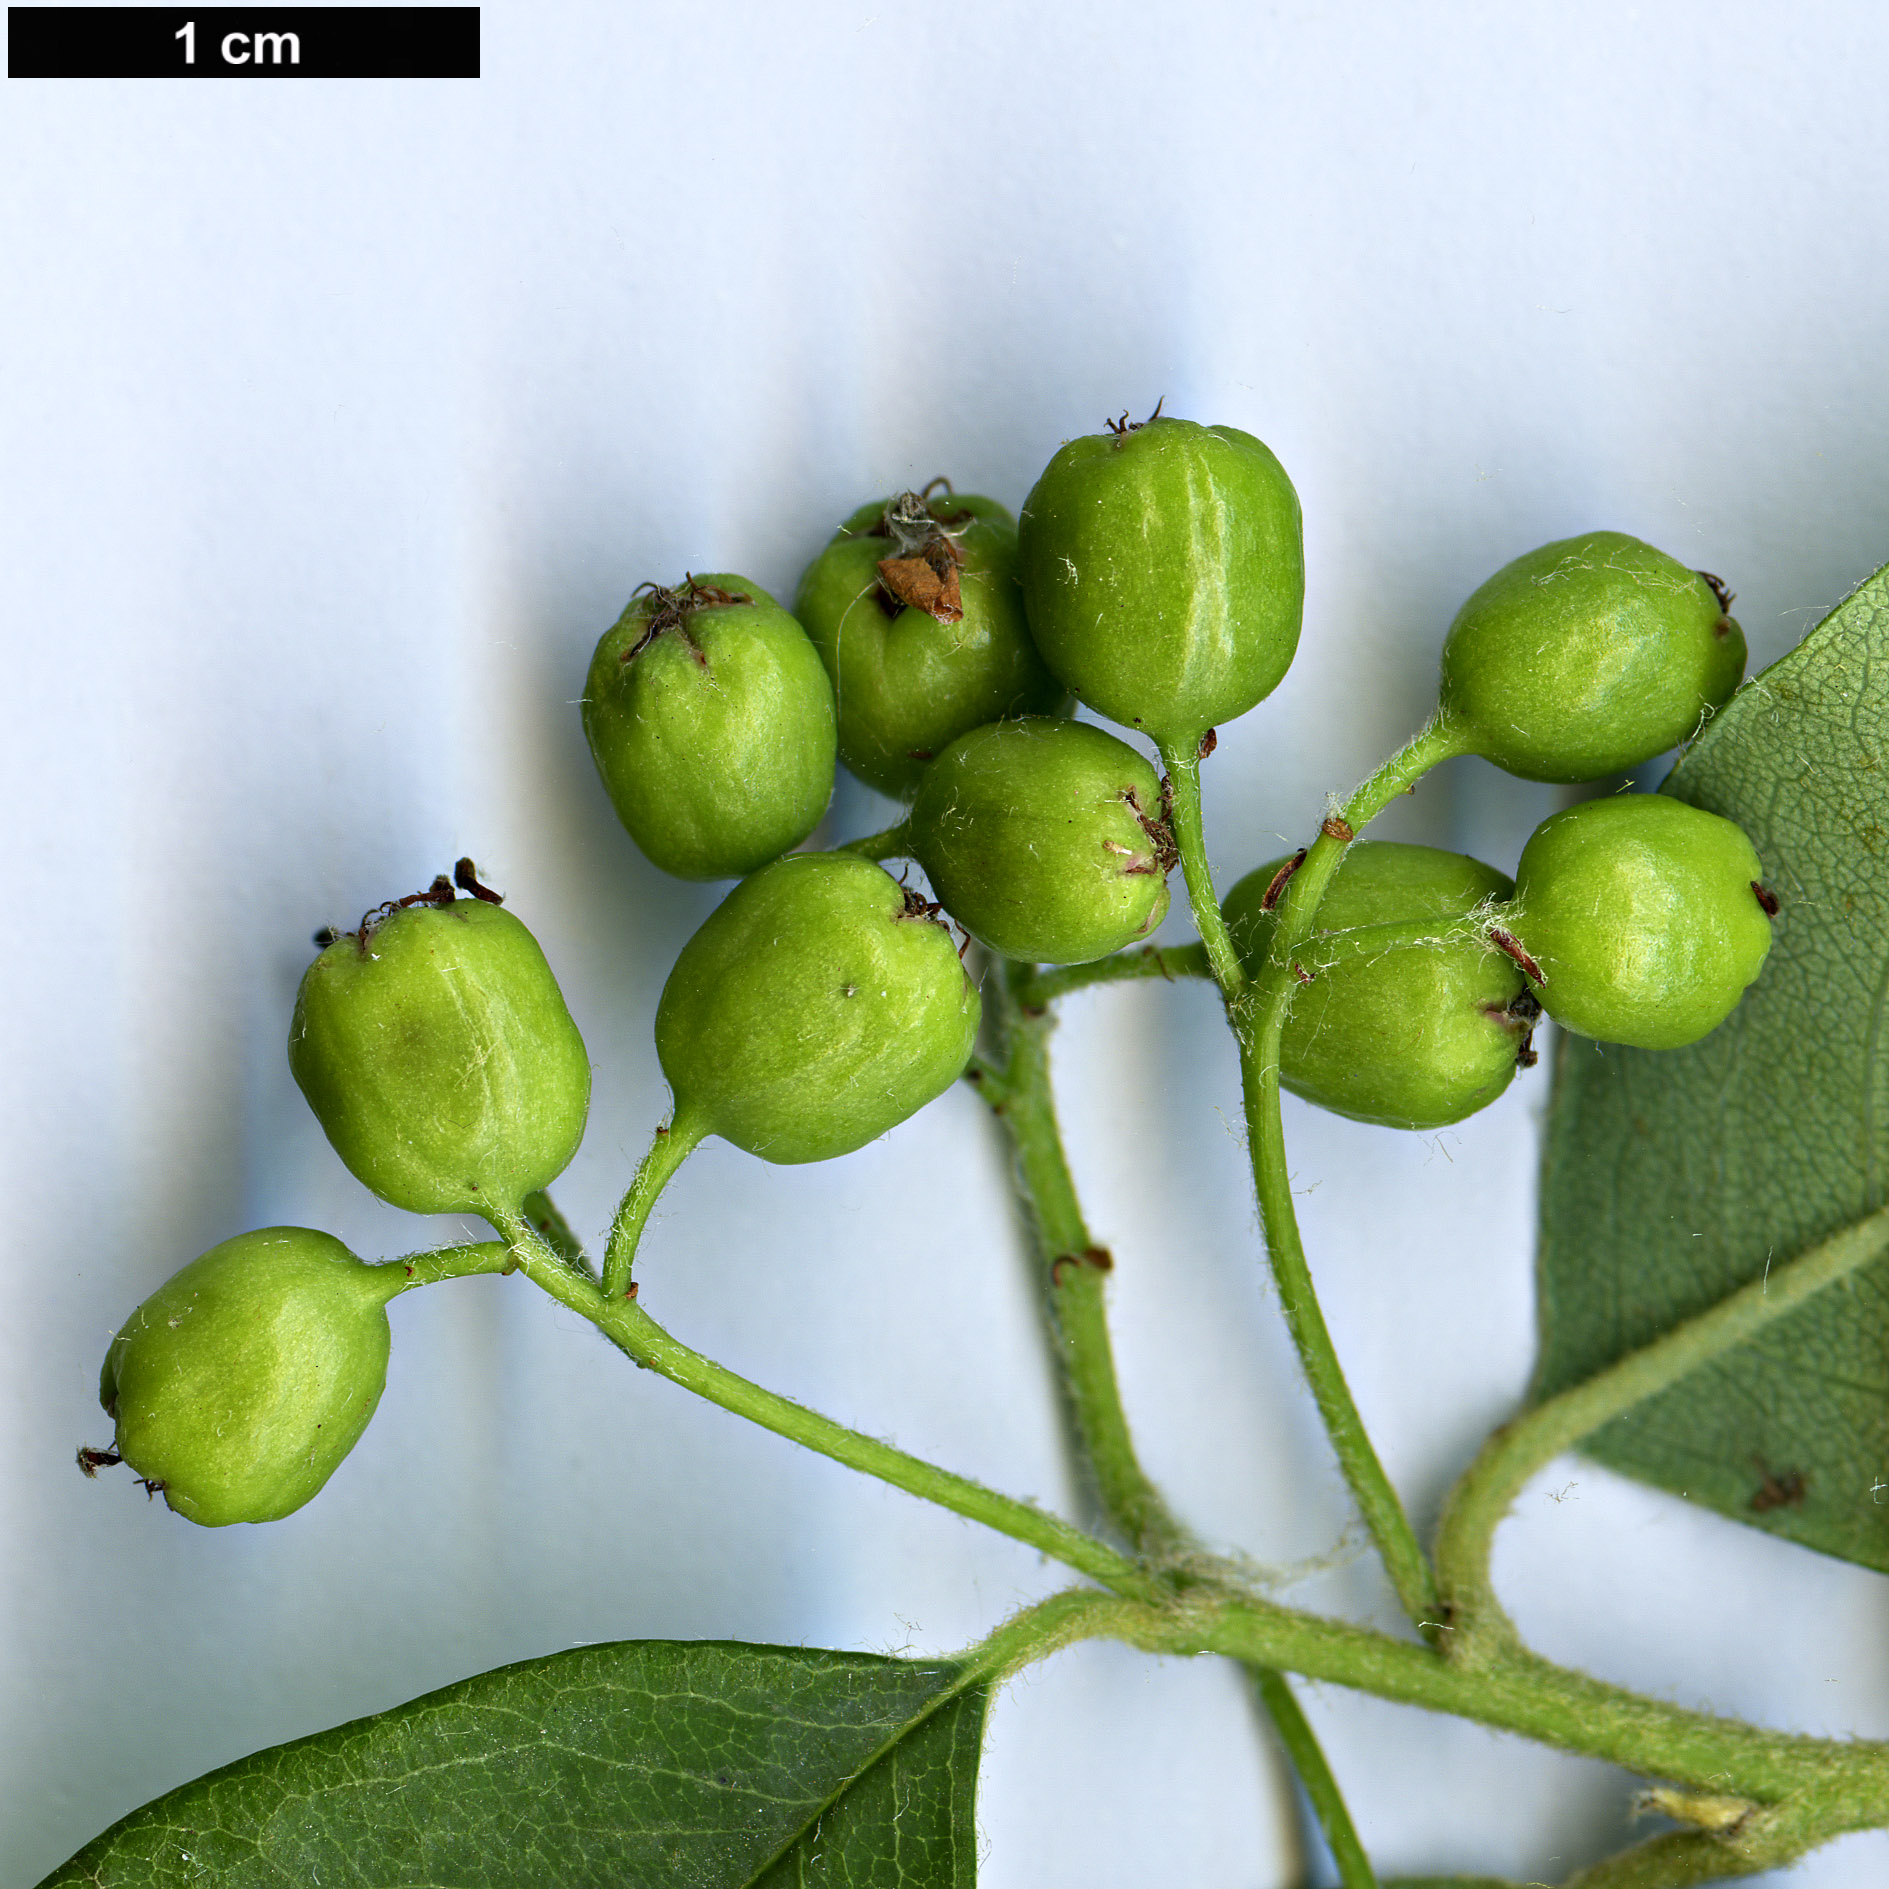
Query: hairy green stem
xmin=379 ymin=1240 xmax=511 ymax=1292
xmin=484 ymin=1211 xmax=1889 ymax=1855
xmin=979 ymin=965 xmax=1185 ymax=1558
xmin=1013 ymin=941 xmax=1213 ymax=1008
xmin=1434 ymin=1205 xmax=1889 ymax=1659
xmin=838 ymin=819 xmax=913 ymax=862
xmin=497 ymin=1211 xmax=1164 ymax=1601
xmin=1249 ymin=1667 xmax=1381 ymax=1889
xmin=1006 ymin=917 xmax=1480 ymax=1016
xmin=522 ymin=1187 xmax=598 ymax=1282
xmin=966 ymin=1594 xmax=1888 ymax=1882
xmin=1235 ymin=992 xmax=1441 ymax=1630
xmin=1157 ymin=736 xmax=1247 ymax=994
xmin=1294 ymin=914 xmax=1488 ymax=975
xmin=1556 ymin=1793 xmax=1839 ymax=1888
xmin=1151 ymin=1603 xmax=1889 ymax=1815
xmin=603 ymin=1112 xmax=707 ymax=1297
xmin=983 ymin=961 xmax=1376 ymax=1883
xmin=956 ymin=1586 xmax=1158 ymax=1686
xmin=1266 ymin=715 xmax=1472 ymax=964
xmin=1226 ymin=715 xmax=1473 ymax=1634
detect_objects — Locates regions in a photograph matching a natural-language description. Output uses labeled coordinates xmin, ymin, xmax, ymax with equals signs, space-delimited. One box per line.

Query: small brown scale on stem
xmin=1259 ymin=849 xmax=1308 ymax=912
xmin=1049 ymin=1245 xmax=1114 ymax=1287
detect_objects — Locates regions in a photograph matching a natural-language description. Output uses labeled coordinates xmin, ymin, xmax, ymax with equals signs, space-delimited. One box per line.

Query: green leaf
xmin=1536 ymin=561 xmax=1889 ymax=1568
xmin=41 ymin=1639 xmax=986 ymax=1888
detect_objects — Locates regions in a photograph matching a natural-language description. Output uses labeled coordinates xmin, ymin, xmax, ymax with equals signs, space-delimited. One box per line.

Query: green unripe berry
xmin=1438 ymin=531 xmax=1747 ymax=783
xmin=1017 ymin=415 xmax=1304 ymax=744
xmin=100 ymin=1228 xmax=400 ymax=1527
xmin=1499 ymin=794 xmax=1773 ymax=1049
xmin=908 ymin=717 xmax=1174 ymax=964
xmin=1224 ymin=843 xmax=1536 ymax=1130
xmin=794 ymin=489 xmax=1064 ymax=799
xmin=290 ymin=892 xmax=590 ymax=1217
xmin=655 ymin=852 xmax=980 ymax=1163
xmin=582 ymin=573 xmax=837 ymax=880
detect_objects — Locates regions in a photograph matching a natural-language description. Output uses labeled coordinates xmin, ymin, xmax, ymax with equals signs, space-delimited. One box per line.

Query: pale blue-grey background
xmin=5 ymin=2 xmax=1889 ymax=1882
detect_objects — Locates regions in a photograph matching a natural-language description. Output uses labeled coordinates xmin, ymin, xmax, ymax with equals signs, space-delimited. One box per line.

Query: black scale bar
xmin=8 ymin=7 xmax=479 ymax=77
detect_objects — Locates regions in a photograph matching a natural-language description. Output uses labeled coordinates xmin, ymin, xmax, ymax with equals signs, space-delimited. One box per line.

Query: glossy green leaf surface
xmin=43 ymin=1640 xmax=986 ymax=1887
xmin=1536 ymin=562 xmax=1889 ymax=1568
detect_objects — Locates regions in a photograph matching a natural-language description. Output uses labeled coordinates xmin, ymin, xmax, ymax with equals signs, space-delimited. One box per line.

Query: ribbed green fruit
xmin=1017 ymin=416 xmax=1303 ymax=744
xmin=655 ymin=852 xmax=980 ymax=1163
xmin=582 ymin=573 xmax=837 ymax=880
xmin=1439 ymin=531 xmax=1746 ymax=783
xmin=290 ymin=897 xmax=590 ymax=1216
xmin=101 ymin=1228 xmax=400 ymax=1527
xmin=1501 ymin=794 xmax=1773 ymax=1048
xmin=1224 ymin=842 xmax=1535 ymax=1129
xmin=909 ymin=718 xmax=1173 ymax=964
xmin=794 ymin=490 xmax=1063 ymax=798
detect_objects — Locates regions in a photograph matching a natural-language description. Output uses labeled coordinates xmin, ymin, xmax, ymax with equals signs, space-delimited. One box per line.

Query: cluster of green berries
xmin=91 ymin=412 xmax=1776 ymax=1526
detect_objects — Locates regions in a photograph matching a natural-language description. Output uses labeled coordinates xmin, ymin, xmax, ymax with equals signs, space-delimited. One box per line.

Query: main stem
xmin=1164 ymin=1602 xmax=1889 ymax=1813
xmin=488 ymin=1207 xmax=1889 ymax=1853
xmin=981 ymin=961 xmax=1379 ymax=1889
xmin=980 ymin=964 xmax=1185 ymax=1559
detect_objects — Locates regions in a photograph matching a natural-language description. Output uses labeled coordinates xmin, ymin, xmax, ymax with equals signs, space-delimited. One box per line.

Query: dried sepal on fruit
xmin=583 ymin=572 xmax=837 ymax=881
xmin=99 ymin=1228 xmax=402 ymax=1527
xmin=795 ymin=485 xmax=1063 ymax=799
xmin=1498 ymin=793 xmax=1773 ymax=1048
xmin=290 ymin=878 xmax=591 ymax=1218
xmin=1018 ymin=410 xmax=1304 ymax=746
xmin=908 ymin=717 xmax=1174 ymax=965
